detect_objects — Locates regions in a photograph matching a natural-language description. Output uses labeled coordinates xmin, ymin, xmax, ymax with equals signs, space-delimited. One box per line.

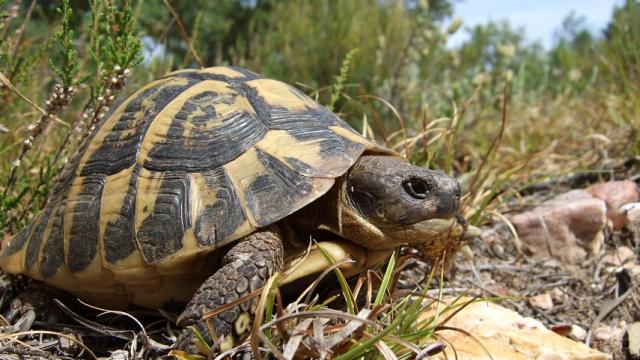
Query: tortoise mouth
xmin=409 ymin=215 xmax=480 ymax=262
xmin=414 ymin=216 xmax=480 ymax=238
xmin=412 ymin=217 xmax=460 ymax=236
xmin=410 ymin=211 xmax=478 ymax=239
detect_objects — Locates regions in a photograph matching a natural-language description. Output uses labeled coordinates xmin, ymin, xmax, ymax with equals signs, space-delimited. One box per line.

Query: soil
xmin=446 ymin=188 xmax=639 ymax=359
xmin=0 ymin=181 xmax=638 ymax=359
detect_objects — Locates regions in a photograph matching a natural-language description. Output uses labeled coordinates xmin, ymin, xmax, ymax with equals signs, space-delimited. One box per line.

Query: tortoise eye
xmin=403 ymin=178 xmax=429 ymax=199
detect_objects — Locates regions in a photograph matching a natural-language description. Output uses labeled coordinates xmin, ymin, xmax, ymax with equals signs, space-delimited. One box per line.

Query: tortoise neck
xmin=283 ymin=179 xmax=343 ymax=241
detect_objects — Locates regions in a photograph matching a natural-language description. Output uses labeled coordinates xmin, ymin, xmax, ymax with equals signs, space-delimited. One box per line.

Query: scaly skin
xmin=176 ymin=227 xmax=283 ymax=353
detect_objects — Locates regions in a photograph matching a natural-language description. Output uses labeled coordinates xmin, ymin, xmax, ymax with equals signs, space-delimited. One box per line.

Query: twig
xmin=1 ymin=72 xmax=74 ymax=197
xmin=361 ymin=95 xmax=408 ymax=157
xmin=53 ymin=66 xmax=131 ymax=167
xmin=463 ymin=82 xmax=508 ymax=207
xmin=0 ymin=330 xmax=98 ymax=360
xmin=10 ymin=0 xmax=36 ymax=61
xmin=359 ymin=91 xmax=390 ymax=147
xmin=53 ymin=299 xmax=133 ymax=341
xmin=586 ymin=288 xmax=635 ymax=346
xmin=162 ymin=0 xmax=204 ymax=68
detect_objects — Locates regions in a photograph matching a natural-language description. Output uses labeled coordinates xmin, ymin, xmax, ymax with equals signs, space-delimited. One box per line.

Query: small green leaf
xmin=374 ymin=251 xmax=396 ymax=307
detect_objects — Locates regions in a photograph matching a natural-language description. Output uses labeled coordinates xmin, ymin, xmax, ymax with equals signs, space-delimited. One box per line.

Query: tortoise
xmin=0 ymin=66 xmax=473 ymax=353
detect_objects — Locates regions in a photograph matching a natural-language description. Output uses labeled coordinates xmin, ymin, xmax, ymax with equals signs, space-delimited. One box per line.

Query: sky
xmin=448 ymin=0 xmax=623 ymax=49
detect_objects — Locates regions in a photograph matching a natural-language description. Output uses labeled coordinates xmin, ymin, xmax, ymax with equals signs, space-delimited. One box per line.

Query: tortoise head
xmin=339 ymin=155 xmax=470 ymax=262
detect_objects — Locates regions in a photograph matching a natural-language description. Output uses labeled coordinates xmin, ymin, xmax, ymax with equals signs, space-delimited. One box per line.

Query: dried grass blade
xmin=53 ymin=299 xmax=132 ymax=341
xmin=375 ymin=340 xmax=398 ymax=360
xmin=361 ymin=95 xmax=408 ymax=156
xmin=312 ymin=318 xmax=330 ymax=359
xmin=323 ymin=309 xmax=371 ymax=349
xmin=251 ymin=272 xmax=280 ymax=360
xmin=0 ymin=330 xmax=99 ymax=360
xmin=283 ymin=318 xmax=313 ymax=360
xmin=435 ymin=325 xmax=496 ymax=360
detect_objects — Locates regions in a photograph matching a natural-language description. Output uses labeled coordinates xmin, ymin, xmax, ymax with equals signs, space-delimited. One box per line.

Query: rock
xmin=58 ymin=332 xmax=82 ymax=356
xmin=601 ymin=246 xmax=635 ymax=267
xmin=511 ymin=190 xmax=607 ymax=265
xmin=586 ymin=181 xmax=639 ymax=230
xmin=571 ymin=325 xmax=588 ymax=342
xmin=550 ymin=323 xmax=572 ymax=336
xmin=424 ymin=298 xmax=611 ymax=359
xmin=529 ymin=292 xmax=554 ymax=310
xmin=99 ymin=350 xmax=131 ymax=360
xmin=624 ymin=322 xmax=640 ymax=359
xmin=623 ymin=202 xmax=640 ymax=246
xmin=592 ymin=323 xmax=626 ymax=356
xmin=551 ymin=287 xmax=568 ymax=302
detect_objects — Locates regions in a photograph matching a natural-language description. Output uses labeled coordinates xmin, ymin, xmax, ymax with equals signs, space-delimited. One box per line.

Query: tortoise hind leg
xmin=176 ymin=226 xmax=283 ymax=353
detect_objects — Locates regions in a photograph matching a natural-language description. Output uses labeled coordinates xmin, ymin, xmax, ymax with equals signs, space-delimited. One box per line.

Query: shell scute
xmin=67 ymin=173 xmax=106 ymax=273
xmin=39 ymin=205 xmax=65 ymax=277
xmin=79 ymin=77 xmax=198 ymax=176
xmin=23 ymin=213 xmax=46 ymax=271
xmin=140 ymin=80 xmax=266 ymax=172
xmin=101 ymin=165 xmax=139 ymax=264
xmin=192 ymin=167 xmax=249 ymax=248
xmin=136 ymin=170 xmax=191 ymax=264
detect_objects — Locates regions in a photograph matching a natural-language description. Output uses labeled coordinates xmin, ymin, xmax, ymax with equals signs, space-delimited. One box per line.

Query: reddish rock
xmin=511 ymin=190 xmax=607 ymax=265
xmin=586 ymin=181 xmax=639 ymax=230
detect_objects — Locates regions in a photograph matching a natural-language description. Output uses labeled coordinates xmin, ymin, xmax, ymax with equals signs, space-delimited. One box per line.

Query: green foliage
xmin=0 ymin=1 xmax=54 ymax=100
xmin=0 ymin=156 xmax=58 ymax=235
xmin=99 ymin=0 xmax=143 ymax=71
xmin=49 ymin=0 xmax=79 ymax=88
xmin=328 ymin=48 xmax=358 ymax=111
xmin=137 ymin=0 xmax=270 ymax=67
xmin=87 ymin=0 xmax=143 ymax=102
xmin=600 ymin=0 xmax=640 ymax=149
xmin=0 ymin=0 xmax=144 ymax=235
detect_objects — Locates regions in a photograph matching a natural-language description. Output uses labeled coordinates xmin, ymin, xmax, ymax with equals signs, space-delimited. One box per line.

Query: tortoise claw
xmin=3 ymin=298 xmax=36 ymax=333
xmin=11 ymin=307 xmax=36 ymax=333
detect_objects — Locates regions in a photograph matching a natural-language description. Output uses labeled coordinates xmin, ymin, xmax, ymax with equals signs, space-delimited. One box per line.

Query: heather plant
xmin=0 ymin=0 xmax=142 ymax=234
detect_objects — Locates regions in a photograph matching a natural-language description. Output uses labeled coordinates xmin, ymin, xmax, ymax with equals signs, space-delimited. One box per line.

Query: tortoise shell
xmin=0 ymin=66 xmax=392 ymax=306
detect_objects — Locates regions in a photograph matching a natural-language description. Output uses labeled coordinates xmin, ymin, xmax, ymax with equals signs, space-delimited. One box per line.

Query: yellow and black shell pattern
xmin=0 ymin=66 xmax=391 ymax=302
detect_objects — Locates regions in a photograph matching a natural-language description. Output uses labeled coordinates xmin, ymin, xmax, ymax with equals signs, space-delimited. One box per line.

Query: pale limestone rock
xmin=624 ymin=322 xmax=640 ymax=359
xmin=571 ymin=325 xmax=588 ymax=342
xmin=529 ymin=292 xmax=554 ymax=310
xmin=592 ymin=323 xmax=626 ymax=355
xmin=601 ymin=246 xmax=635 ymax=267
xmin=511 ymin=190 xmax=607 ymax=265
xmin=624 ymin=202 xmax=640 ymax=246
xmin=426 ymin=299 xmax=611 ymax=360
xmin=586 ymin=181 xmax=639 ymax=230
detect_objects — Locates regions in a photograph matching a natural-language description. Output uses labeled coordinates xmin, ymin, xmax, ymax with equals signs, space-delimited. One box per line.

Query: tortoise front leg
xmin=176 ymin=226 xmax=283 ymax=353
